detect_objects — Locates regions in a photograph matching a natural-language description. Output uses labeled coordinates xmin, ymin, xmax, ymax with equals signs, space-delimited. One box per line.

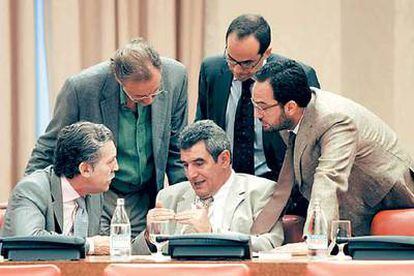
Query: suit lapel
xmin=221 ymin=174 xmax=246 ymax=231
xmin=294 ymin=94 xmax=316 ymax=186
xmin=212 ymin=66 xmax=233 ymax=128
xmin=50 ymin=170 xmax=63 ymax=233
xmin=100 ymin=75 xmax=120 ymax=144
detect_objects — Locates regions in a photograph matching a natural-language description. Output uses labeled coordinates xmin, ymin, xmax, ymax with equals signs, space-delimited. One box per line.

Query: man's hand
xmin=272 ymin=241 xmax=308 ymax=255
xmin=175 ymin=206 xmax=211 ymax=233
xmin=146 ymin=201 xmax=175 ymax=225
xmin=89 ymin=235 xmax=110 ymax=255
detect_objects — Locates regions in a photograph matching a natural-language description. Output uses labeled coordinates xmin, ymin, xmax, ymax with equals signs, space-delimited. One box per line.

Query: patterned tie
xmin=233 ymin=79 xmax=255 ymax=174
xmin=251 ymin=132 xmax=296 ymax=234
xmin=73 ymin=197 xmax=89 ymax=238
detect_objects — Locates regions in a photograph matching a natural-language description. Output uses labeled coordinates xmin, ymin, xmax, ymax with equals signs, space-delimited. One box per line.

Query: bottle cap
xmin=117 ymin=198 xmax=125 ymax=205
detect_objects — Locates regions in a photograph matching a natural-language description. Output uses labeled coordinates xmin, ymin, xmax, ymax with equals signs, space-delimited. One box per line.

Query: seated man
xmin=1 ymin=122 xmax=118 ymax=255
xmin=132 ymin=120 xmax=283 ymax=254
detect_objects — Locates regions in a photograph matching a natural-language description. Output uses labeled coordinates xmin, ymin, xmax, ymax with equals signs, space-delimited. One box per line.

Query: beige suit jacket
xmin=132 ymin=172 xmax=284 ymax=254
xmin=288 ymin=88 xmax=414 ymax=235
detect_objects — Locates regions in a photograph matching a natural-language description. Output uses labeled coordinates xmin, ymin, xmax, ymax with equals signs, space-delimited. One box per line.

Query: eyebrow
xmin=227 ymin=52 xmax=256 ymax=63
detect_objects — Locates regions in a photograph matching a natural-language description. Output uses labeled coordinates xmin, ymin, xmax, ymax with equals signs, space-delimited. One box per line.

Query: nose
xmin=233 ymin=64 xmax=244 ymax=75
xmin=186 ymin=165 xmax=199 ymax=180
xmin=113 ymin=158 xmax=119 ymax=171
xmin=254 ymin=108 xmax=263 ymax=119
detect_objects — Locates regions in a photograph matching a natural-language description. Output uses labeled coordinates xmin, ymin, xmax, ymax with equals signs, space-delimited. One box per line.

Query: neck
xmin=67 ymin=176 xmax=88 ymax=197
xmin=290 ymin=107 xmax=305 ymax=130
xmin=210 ymin=169 xmax=232 ymax=197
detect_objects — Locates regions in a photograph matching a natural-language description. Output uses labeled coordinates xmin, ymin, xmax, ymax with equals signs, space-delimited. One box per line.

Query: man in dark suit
xmin=196 ymin=14 xmax=319 ymax=216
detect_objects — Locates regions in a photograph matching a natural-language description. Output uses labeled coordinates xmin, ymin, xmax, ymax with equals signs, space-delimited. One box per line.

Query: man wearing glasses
xmin=196 ymin=14 xmax=319 ymax=217
xmin=25 ymin=38 xmax=188 ymax=238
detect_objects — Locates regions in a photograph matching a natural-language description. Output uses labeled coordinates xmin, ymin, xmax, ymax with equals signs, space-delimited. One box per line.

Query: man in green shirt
xmin=25 ymin=38 xmax=188 ymax=237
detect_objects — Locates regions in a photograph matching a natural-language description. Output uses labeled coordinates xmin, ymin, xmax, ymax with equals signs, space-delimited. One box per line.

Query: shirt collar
xmin=291 ymin=112 xmax=304 ymax=135
xmin=61 ymin=177 xmax=81 ymax=203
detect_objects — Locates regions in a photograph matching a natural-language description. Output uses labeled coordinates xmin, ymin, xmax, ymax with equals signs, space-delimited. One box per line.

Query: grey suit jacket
xmin=289 ymin=88 xmax=414 ymax=235
xmin=132 ymin=173 xmax=284 ymax=254
xmin=25 ymin=57 xmax=188 ymax=192
xmin=196 ymin=54 xmax=320 ymax=179
xmin=1 ymin=166 xmax=103 ymax=237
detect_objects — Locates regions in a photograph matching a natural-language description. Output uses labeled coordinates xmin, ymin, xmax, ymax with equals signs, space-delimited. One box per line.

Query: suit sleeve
xmin=166 ymin=68 xmax=188 ymax=185
xmin=250 ymin=181 xmax=284 ymax=251
xmin=25 ymin=79 xmax=79 ymax=175
xmin=195 ymin=61 xmax=207 ymax=121
xmin=303 ymin=114 xmax=358 ymax=236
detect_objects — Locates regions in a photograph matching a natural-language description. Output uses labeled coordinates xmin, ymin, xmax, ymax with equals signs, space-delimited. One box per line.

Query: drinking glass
xmin=148 ymin=220 xmax=170 ymax=260
xmin=330 ymin=220 xmax=352 ymax=260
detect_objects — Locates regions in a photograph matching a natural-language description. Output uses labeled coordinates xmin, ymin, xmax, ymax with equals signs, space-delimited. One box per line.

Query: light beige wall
xmin=203 ymin=0 xmax=414 ymax=158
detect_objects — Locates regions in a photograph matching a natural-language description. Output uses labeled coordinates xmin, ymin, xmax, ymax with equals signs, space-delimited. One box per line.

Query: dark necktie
xmin=251 ymin=132 xmax=296 ymax=234
xmin=233 ymin=79 xmax=255 ymax=174
xmin=73 ymin=197 xmax=89 ymax=238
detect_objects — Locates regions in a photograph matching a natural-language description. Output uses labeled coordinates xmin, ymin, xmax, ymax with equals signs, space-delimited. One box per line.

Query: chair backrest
xmin=0 ymin=264 xmax=61 ymax=276
xmin=104 ymin=264 xmax=250 ymax=276
xmin=282 ymin=214 xmax=305 ymax=244
xmin=371 ymin=209 xmax=414 ymax=235
xmin=306 ymin=261 xmax=414 ymax=276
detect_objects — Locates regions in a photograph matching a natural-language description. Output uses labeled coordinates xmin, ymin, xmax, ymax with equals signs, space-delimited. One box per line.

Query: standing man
xmin=2 ymin=122 xmax=118 ymax=255
xmin=25 ymin=38 xmax=188 ymax=238
xmin=196 ymin=14 xmax=319 ymax=216
xmin=251 ymin=60 xmax=414 ymax=237
xmin=132 ymin=120 xmax=283 ymax=254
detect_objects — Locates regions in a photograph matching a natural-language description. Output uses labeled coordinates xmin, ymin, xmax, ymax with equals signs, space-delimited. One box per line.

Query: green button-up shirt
xmin=111 ymin=88 xmax=154 ymax=194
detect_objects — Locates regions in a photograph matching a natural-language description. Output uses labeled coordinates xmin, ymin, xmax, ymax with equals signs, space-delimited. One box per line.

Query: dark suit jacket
xmin=196 ymin=54 xmax=320 ymax=179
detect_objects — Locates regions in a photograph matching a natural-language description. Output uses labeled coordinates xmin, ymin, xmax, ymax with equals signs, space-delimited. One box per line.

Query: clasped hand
xmin=146 ymin=201 xmax=211 ymax=233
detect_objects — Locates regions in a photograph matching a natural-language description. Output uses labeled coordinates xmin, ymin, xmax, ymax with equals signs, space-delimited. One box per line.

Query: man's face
xmin=86 ymin=141 xmax=118 ymax=194
xmin=225 ymin=33 xmax=269 ymax=81
xmin=180 ymin=141 xmax=230 ymax=199
xmin=121 ymin=66 xmax=162 ymax=106
xmin=252 ymin=81 xmax=293 ymax=131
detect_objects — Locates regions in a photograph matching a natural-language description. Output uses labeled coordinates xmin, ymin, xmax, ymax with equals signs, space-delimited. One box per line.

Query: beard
xmin=267 ymin=110 xmax=294 ymax=132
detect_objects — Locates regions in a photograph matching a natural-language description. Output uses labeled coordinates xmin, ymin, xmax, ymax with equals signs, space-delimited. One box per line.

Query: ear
xmin=264 ymin=47 xmax=272 ymax=59
xmin=217 ymin=150 xmax=231 ymax=167
xmin=283 ymin=100 xmax=299 ymax=116
xmin=78 ymin=162 xmax=93 ymax=178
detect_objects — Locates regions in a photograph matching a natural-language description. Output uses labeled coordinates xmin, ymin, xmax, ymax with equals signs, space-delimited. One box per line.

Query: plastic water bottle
xmin=307 ymin=199 xmax=328 ymax=259
xmin=110 ymin=198 xmax=131 ymax=260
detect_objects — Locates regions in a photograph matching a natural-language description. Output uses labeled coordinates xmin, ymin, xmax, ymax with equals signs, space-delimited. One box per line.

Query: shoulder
xmin=161 ymin=57 xmax=187 ymax=75
xmin=11 ymin=167 xmax=53 ymax=201
xmin=200 ymin=55 xmax=227 ymax=74
xmin=235 ymin=173 xmax=276 ymax=195
xmin=158 ymin=181 xmax=191 ymax=199
xmin=67 ymin=61 xmax=113 ymax=85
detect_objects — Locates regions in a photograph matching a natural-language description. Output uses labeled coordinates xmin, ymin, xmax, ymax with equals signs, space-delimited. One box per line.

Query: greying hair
xmin=54 ymin=121 xmax=114 ymax=178
xmin=179 ymin=120 xmax=231 ymax=162
xmin=110 ymin=37 xmax=162 ymax=82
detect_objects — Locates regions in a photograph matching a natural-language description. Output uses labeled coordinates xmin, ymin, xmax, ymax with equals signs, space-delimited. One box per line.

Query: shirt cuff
xmin=86 ymin=237 xmax=94 ymax=255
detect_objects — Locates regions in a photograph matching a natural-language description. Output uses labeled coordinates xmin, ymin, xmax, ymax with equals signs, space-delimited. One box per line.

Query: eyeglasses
xmin=250 ymin=98 xmax=280 ymax=113
xmin=122 ymin=87 xmax=165 ymax=103
xmin=224 ymin=48 xmax=263 ymax=70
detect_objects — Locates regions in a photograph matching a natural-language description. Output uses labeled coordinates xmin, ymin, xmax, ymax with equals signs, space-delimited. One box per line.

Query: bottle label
xmin=307 ymin=234 xmax=328 ymax=250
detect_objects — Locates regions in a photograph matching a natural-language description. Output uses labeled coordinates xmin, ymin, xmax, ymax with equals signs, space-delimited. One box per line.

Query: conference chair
xmin=305 ymin=260 xmax=414 ymax=276
xmin=371 ymin=209 xmax=414 ymax=235
xmin=0 ymin=264 xmax=61 ymax=276
xmin=104 ymin=264 xmax=251 ymax=276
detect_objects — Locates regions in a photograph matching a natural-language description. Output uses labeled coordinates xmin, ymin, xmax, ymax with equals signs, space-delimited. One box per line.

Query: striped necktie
xmin=73 ymin=197 xmax=89 ymax=238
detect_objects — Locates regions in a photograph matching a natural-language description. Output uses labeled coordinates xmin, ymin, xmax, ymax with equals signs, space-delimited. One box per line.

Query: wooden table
xmin=0 ymin=256 xmax=309 ymax=276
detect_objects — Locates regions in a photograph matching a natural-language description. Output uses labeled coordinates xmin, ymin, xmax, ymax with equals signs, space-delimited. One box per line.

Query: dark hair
xmin=225 ymin=14 xmax=271 ymax=55
xmin=110 ymin=37 xmax=162 ymax=82
xmin=54 ymin=122 xmax=114 ymax=178
xmin=179 ymin=120 xmax=231 ymax=162
xmin=255 ymin=60 xmax=312 ymax=107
